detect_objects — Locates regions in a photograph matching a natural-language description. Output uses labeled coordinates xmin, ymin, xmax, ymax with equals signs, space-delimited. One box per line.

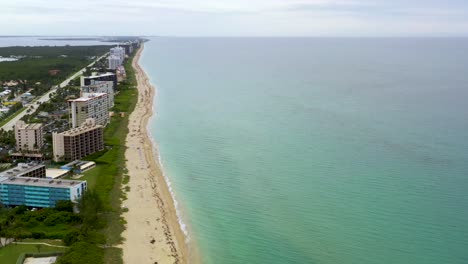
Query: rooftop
xmin=45 ymin=168 xmax=70 ymax=179
xmin=0 ymin=163 xmax=45 ymax=178
xmin=63 ymin=160 xmax=95 ymax=168
xmin=16 ymin=121 xmax=43 ymax=130
xmin=85 ymin=72 xmax=115 ymax=78
xmin=69 ymin=93 xmax=107 ymax=102
xmin=56 ymin=122 xmax=103 ymax=137
xmin=0 ymin=176 xmax=84 ymax=188
xmin=83 ymin=80 xmax=113 ymax=87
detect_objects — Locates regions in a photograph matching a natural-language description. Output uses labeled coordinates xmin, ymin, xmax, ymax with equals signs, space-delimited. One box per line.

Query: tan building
xmin=14 ymin=121 xmax=44 ymax=152
xmin=68 ymin=93 xmax=109 ymax=128
xmin=52 ymin=119 xmax=104 ymax=162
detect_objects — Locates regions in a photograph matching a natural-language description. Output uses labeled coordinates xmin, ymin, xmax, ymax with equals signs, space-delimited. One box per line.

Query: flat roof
xmin=63 ymin=160 xmax=95 ymax=167
xmin=83 ymin=80 xmax=113 ymax=88
xmin=0 ymin=163 xmax=45 ymax=178
xmin=85 ymin=72 xmax=115 ymax=78
xmin=16 ymin=122 xmax=43 ymax=130
xmin=0 ymin=176 xmax=84 ymax=188
xmin=11 ymin=153 xmax=44 ymax=158
xmin=69 ymin=93 xmax=107 ymax=102
xmin=45 ymin=168 xmax=70 ymax=179
xmin=58 ymin=124 xmax=103 ymax=136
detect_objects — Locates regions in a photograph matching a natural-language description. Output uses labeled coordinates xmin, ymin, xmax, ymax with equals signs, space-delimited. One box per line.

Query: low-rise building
xmin=61 ymin=160 xmax=96 ymax=174
xmin=68 ymin=93 xmax=109 ymax=128
xmin=45 ymin=168 xmax=70 ymax=179
xmin=15 ymin=121 xmax=44 ymax=152
xmin=0 ymin=176 xmax=87 ymax=208
xmin=0 ymin=163 xmax=46 ymax=178
xmin=52 ymin=119 xmax=104 ymax=162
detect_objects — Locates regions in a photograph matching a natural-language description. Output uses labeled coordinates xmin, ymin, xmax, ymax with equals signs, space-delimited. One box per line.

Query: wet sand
xmin=121 ymin=44 xmax=188 ymax=264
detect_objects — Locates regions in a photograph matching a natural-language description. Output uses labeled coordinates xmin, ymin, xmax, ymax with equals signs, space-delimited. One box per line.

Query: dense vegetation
xmin=0 ymin=46 xmax=109 ymax=59
xmin=0 ymin=192 xmax=104 ymax=242
xmin=0 ymin=46 xmax=108 ymax=84
xmin=0 ymin=191 xmax=106 ymax=262
xmin=0 ymin=201 xmax=79 ymax=242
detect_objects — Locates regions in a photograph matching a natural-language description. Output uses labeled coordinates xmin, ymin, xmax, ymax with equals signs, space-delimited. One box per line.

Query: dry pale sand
xmin=121 ymin=44 xmax=188 ymax=264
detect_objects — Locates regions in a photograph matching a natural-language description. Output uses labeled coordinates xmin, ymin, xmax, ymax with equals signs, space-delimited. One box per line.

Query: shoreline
xmin=121 ymin=43 xmax=189 ymax=264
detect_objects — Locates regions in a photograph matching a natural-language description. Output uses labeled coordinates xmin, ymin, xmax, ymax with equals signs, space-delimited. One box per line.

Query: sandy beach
xmin=121 ymin=44 xmax=188 ymax=264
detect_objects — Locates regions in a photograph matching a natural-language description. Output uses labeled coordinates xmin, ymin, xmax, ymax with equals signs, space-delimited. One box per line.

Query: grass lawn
xmin=0 ymin=242 xmax=66 ymax=264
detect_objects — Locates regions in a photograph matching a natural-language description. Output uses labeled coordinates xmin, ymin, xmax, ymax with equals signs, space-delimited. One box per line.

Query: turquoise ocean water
xmin=142 ymin=38 xmax=468 ymax=264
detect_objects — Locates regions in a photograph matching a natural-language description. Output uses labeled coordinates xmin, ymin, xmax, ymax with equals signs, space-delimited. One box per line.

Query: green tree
xmin=78 ymin=189 xmax=103 ymax=235
xmin=55 ymin=200 xmax=74 ymax=212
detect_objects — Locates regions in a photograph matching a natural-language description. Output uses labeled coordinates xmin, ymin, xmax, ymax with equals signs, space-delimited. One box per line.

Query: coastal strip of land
xmin=121 ymin=44 xmax=188 ymax=264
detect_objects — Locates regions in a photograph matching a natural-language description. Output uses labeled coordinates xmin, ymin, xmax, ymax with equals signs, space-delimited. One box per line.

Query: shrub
xmin=12 ymin=205 xmax=28 ymax=215
xmin=55 ymin=200 xmax=74 ymax=212
xmin=63 ymin=231 xmax=80 ymax=246
xmin=44 ymin=212 xmax=70 ymax=226
xmin=56 ymin=242 xmax=104 ymax=264
xmin=32 ymin=231 xmax=46 ymax=239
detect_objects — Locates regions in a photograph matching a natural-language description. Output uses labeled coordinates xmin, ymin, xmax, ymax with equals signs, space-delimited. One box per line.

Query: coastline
xmin=121 ymin=44 xmax=188 ymax=264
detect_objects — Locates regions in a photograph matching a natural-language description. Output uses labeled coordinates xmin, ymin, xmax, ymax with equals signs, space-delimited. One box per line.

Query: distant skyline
xmin=2 ymin=0 xmax=468 ymax=36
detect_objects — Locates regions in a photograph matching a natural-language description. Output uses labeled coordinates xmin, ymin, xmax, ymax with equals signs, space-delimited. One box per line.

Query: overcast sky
xmin=2 ymin=0 xmax=468 ymax=36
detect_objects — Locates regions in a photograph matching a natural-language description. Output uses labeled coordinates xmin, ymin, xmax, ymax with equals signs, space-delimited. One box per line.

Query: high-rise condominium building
xmin=52 ymin=119 xmax=104 ymax=162
xmin=14 ymin=121 xmax=44 ymax=152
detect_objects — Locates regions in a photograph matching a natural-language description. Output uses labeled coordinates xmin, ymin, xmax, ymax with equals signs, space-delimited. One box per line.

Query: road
xmin=0 ymin=53 xmax=108 ymax=131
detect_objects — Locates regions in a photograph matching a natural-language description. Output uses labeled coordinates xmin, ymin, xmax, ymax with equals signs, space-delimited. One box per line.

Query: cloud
xmin=1 ymin=0 xmax=468 ymax=36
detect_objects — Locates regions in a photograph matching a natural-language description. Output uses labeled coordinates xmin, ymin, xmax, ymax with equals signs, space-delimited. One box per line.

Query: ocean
xmin=142 ymin=38 xmax=468 ymax=264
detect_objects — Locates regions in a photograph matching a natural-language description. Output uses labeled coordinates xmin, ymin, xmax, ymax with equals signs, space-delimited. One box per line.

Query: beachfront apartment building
xmin=14 ymin=120 xmax=44 ymax=152
xmin=120 ymin=43 xmax=133 ymax=55
xmin=108 ymin=55 xmax=122 ymax=70
xmin=0 ymin=163 xmax=46 ymax=179
xmin=0 ymin=176 xmax=87 ymax=208
xmin=52 ymin=118 xmax=104 ymax=162
xmin=81 ymin=80 xmax=114 ymax=108
xmin=68 ymin=92 xmax=109 ymax=128
xmin=81 ymin=73 xmax=118 ymax=92
xmin=110 ymin=46 xmax=125 ymax=62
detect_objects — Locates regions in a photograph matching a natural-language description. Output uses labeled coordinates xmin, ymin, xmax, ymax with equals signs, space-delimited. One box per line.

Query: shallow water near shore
xmin=143 ymin=37 xmax=468 ymax=264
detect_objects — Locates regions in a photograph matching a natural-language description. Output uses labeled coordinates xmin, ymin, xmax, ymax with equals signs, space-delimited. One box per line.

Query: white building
xmin=110 ymin=46 xmax=125 ymax=62
xmin=68 ymin=93 xmax=109 ymax=128
xmin=108 ymin=55 xmax=122 ymax=70
xmin=15 ymin=121 xmax=44 ymax=152
xmin=81 ymin=80 xmax=114 ymax=108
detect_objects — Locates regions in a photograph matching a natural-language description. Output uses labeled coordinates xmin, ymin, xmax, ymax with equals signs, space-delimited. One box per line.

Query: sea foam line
xmin=146 ymin=90 xmax=191 ymax=244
